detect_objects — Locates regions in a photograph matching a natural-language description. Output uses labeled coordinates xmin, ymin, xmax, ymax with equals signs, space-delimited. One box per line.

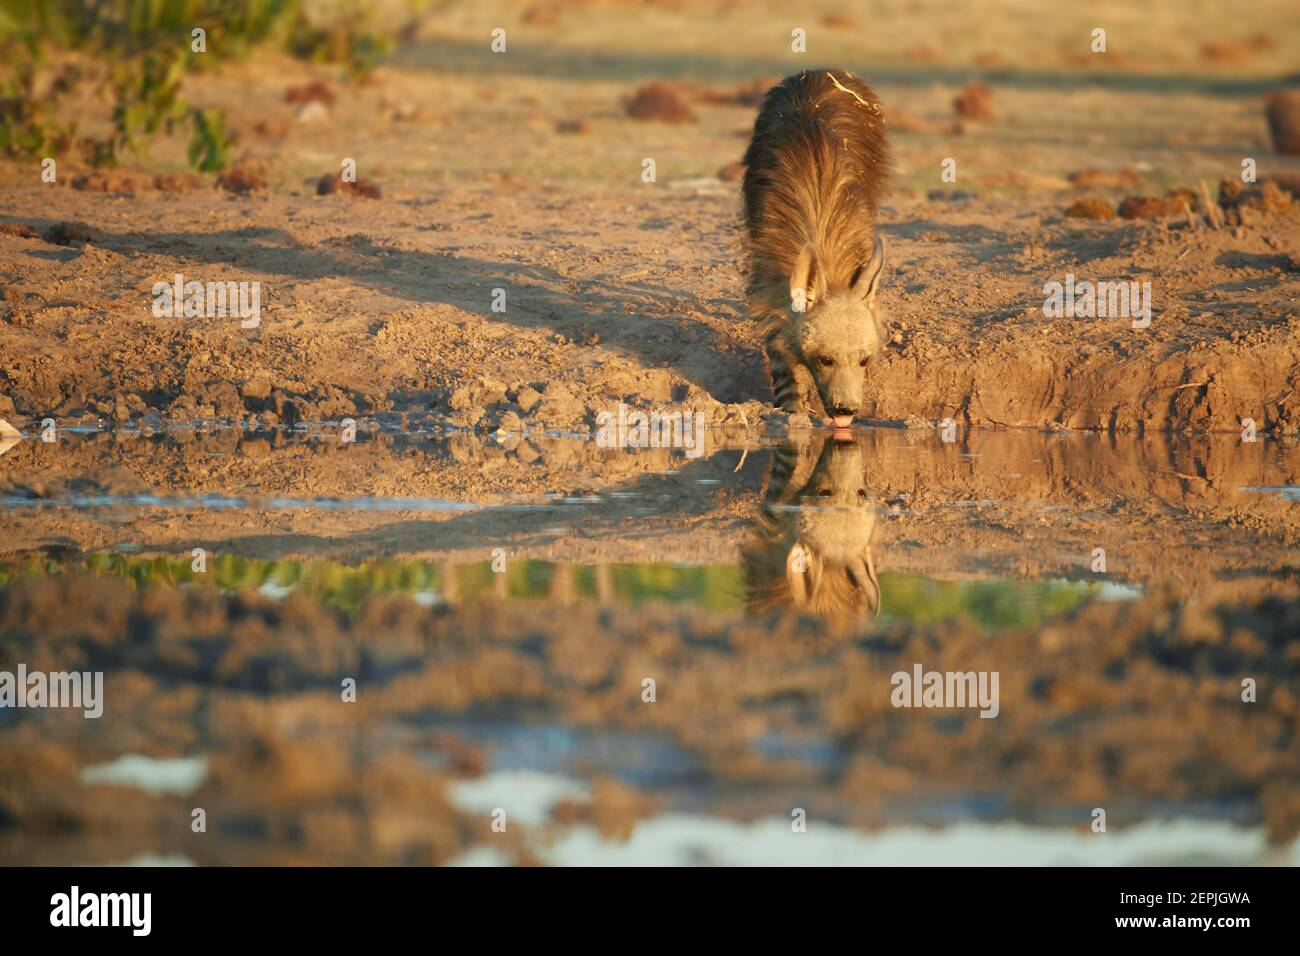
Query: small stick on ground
xmin=1199 ymin=179 xmax=1225 ymax=230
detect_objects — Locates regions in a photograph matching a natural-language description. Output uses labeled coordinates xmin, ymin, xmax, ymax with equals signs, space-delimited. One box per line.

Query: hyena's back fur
xmin=742 ymin=70 xmax=890 ymax=413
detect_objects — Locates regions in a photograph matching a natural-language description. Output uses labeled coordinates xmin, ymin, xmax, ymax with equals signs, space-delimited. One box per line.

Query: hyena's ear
xmin=789 ymin=246 xmax=821 ymax=312
xmin=851 ymin=234 xmax=887 ymax=303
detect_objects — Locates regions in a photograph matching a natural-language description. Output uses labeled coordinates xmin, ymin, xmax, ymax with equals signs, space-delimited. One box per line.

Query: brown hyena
xmin=742 ymin=69 xmax=891 ymax=427
xmin=741 ymin=433 xmax=882 ymax=622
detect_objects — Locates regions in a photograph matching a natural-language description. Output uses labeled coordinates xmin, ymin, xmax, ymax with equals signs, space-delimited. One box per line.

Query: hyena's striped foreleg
xmin=765 ymin=331 xmax=817 ymax=414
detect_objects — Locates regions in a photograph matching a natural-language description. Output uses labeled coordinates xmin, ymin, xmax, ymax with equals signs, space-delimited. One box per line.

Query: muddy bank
xmin=3 ymin=186 xmax=1299 ymax=435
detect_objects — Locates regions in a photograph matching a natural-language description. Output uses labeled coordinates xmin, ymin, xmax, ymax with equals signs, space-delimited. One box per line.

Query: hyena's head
xmin=742 ymin=433 xmax=882 ymax=622
xmin=787 ymin=234 xmax=887 ymax=424
xmin=786 ymin=437 xmax=880 ymax=616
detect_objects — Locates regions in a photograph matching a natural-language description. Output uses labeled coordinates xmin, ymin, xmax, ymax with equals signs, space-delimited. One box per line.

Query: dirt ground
xmin=3 ymin=0 xmax=1300 ymax=434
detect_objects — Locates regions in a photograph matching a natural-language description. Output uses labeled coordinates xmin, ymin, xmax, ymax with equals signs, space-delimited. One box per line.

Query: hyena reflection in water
xmin=742 ymin=433 xmax=882 ymax=621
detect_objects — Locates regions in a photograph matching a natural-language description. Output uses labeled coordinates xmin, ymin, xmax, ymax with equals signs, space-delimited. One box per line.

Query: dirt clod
xmin=1219 ymin=179 xmax=1296 ymax=218
xmin=953 ymin=82 xmax=995 ymax=120
xmin=317 ymin=172 xmax=382 ymax=199
xmin=71 ymin=170 xmax=148 ymax=193
xmin=624 ymin=82 xmax=696 ymax=123
xmin=1065 ymin=197 xmax=1116 ymax=220
xmin=44 ymin=221 xmax=93 ymax=245
xmin=1265 ymin=91 xmax=1300 ymax=155
xmin=0 ymin=222 xmax=37 ymax=239
xmin=1118 ymin=193 xmax=1188 ymax=220
xmin=217 ymin=164 xmax=269 ymax=194
xmin=285 ymin=80 xmax=336 ymax=108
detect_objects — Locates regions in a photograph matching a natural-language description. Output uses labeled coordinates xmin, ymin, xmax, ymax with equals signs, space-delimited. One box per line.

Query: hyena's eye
xmin=858 ymin=357 xmax=869 ymax=368
xmin=818 ymin=356 xmax=835 ymax=368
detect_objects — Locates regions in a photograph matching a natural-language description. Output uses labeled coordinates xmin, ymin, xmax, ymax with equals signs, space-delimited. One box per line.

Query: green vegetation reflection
xmin=0 ymin=554 xmax=1124 ymax=628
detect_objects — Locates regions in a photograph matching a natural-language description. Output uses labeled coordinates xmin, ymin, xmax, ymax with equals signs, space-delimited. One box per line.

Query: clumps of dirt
xmin=445 ymin=375 xmax=586 ymax=429
xmin=1067 ymin=167 xmax=1141 ymax=190
xmin=1270 ymin=173 xmax=1300 ymax=200
xmin=316 ymin=172 xmax=382 ymax=199
xmin=153 ymin=172 xmax=206 ymax=192
xmin=70 ymin=169 xmax=146 ymax=193
xmin=0 ymin=221 xmax=37 ymax=239
xmin=1218 ymin=178 xmax=1296 ymax=222
xmin=447 ymin=374 xmax=508 ymax=413
xmin=1199 ymin=41 xmax=1244 ymax=65
xmin=529 ymin=382 xmax=586 ymax=425
xmin=43 ymin=221 xmax=93 ymax=245
xmin=1064 ymin=197 xmax=1115 ymax=220
xmin=168 ymin=382 xmax=244 ymax=422
xmin=1116 ymin=196 xmax=1178 ymax=220
xmin=624 ymin=82 xmax=696 ymax=123
xmin=72 ymin=170 xmax=206 ymax=193
xmin=168 ymin=377 xmax=361 ymax=425
xmin=1199 ymin=34 xmax=1274 ymax=64
xmin=1266 ymin=91 xmax=1300 ymax=155
xmin=1099 ymin=179 xmax=1295 ymax=225
xmin=104 ymin=393 xmax=149 ymax=422
xmin=285 ymin=80 xmax=336 ymax=108
xmin=1117 ymin=188 xmax=1198 ymax=220
xmin=217 ymin=163 xmax=269 ymax=194
xmin=952 ymin=81 xmax=995 ymax=120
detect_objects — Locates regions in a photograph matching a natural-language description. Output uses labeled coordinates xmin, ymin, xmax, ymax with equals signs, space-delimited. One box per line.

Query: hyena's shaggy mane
xmin=741 ymin=69 xmax=890 ymax=327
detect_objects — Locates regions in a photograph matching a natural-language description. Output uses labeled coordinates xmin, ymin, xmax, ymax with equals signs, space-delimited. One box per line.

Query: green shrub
xmin=0 ymin=0 xmax=405 ymax=172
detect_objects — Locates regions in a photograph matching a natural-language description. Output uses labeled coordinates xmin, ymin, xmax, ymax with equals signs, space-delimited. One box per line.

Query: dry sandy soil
xmin=2 ymin=0 xmax=1300 ymax=436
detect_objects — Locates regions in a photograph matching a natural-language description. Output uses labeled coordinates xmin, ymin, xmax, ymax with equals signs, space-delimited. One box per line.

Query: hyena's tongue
xmin=832 ymin=415 xmax=854 ymax=429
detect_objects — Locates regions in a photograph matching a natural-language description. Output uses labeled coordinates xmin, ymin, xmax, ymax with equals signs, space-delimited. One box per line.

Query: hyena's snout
xmin=811 ymin=358 xmax=866 ymax=419
xmin=822 ymin=369 xmax=863 ymax=418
